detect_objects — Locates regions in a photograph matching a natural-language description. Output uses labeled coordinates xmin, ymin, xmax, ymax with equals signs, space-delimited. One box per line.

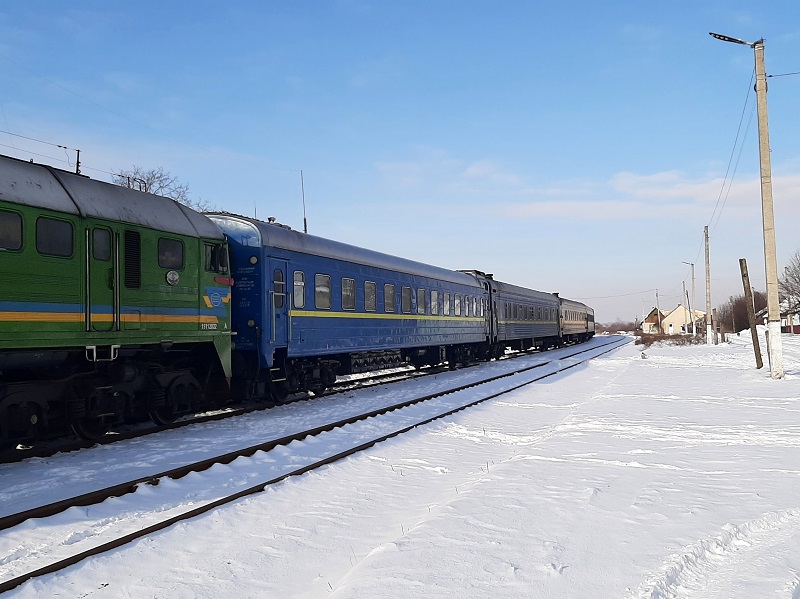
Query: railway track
xmin=0 ymin=344 xmax=571 ymax=464
xmin=0 ymin=336 xmax=629 ymax=593
xmin=0 ymin=363 xmax=441 ymax=464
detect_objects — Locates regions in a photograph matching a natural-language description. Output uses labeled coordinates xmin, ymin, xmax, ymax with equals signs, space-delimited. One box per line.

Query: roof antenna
xmin=253 ymin=200 xmax=257 ymax=219
xmin=301 ymin=169 xmax=308 ymax=233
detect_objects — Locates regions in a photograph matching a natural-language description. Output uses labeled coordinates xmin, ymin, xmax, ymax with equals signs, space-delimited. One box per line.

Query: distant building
xmin=642 ymin=304 xmax=705 ymax=335
xmin=756 ymin=300 xmax=800 ymax=333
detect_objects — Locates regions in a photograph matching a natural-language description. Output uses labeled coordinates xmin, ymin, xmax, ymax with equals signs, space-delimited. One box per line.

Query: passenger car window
xmin=455 ymin=294 xmax=462 ymax=316
xmin=384 ymin=284 xmax=395 ymax=312
xmin=365 ymin=281 xmax=377 ymax=311
xmin=36 ymin=217 xmax=73 ymax=257
xmin=443 ymin=293 xmax=451 ymax=316
xmin=417 ymin=288 xmax=426 ymax=315
xmin=0 ymin=210 xmax=22 ymax=250
xmin=401 ymin=287 xmax=412 ymax=314
xmin=158 ymin=238 xmax=184 ymax=269
xmin=342 ymin=277 xmax=356 ymax=310
xmin=293 ymin=271 xmax=305 ymax=308
xmin=315 ymin=274 xmax=331 ymax=309
xmin=431 ymin=290 xmax=439 ymax=315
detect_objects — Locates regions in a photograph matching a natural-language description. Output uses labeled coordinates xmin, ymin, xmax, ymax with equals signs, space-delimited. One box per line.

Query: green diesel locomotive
xmin=0 ymin=154 xmax=233 ymax=446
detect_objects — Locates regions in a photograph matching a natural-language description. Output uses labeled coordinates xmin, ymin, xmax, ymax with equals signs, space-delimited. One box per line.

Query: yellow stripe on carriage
xmin=289 ymin=310 xmax=484 ymax=323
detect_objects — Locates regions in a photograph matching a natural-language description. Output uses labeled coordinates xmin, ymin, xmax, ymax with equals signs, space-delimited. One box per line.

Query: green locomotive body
xmin=0 ymin=154 xmax=232 ymax=445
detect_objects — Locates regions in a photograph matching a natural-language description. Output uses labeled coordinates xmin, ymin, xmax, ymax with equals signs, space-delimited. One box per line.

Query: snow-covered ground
xmin=7 ymin=332 xmax=800 ymax=598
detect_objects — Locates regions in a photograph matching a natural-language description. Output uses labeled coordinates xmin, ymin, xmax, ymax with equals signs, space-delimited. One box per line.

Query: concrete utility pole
xmin=704 ymin=226 xmax=713 ymax=345
xmin=710 ymin=32 xmax=784 ymax=378
xmin=656 ymin=289 xmax=662 ymax=334
xmin=682 ymin=281 xmax=689 ymax=333
xmin=740 ymin=258 xmax=764 ymax=369
xmin=683 ymin=261 xmax=696 ymax=335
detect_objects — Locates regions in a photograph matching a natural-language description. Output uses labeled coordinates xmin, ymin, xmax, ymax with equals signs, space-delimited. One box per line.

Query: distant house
xmin=642 ymin=304 xmax=705 ymax=335
xmin=756 ymin=300 xmax=800 ymax=333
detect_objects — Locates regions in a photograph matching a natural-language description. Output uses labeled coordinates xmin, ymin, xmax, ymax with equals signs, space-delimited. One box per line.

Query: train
xmin=0 ymin=153 xmax=594 ymax=448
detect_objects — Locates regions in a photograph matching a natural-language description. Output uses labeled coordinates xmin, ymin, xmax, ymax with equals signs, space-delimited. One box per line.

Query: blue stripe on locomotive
xmin=209 ymin=214 xmax=488 ymax=368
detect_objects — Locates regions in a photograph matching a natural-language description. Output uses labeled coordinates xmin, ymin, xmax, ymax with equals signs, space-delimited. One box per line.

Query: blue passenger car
xmin=485 ymin=277 xmax=561 ymax=351
xmin=208 ymin=214 xmax=491 ymax=399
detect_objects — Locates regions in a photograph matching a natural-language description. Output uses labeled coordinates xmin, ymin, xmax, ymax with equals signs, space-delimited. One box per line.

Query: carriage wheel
xmin=71 ymin=416 xmax=111 ymax=441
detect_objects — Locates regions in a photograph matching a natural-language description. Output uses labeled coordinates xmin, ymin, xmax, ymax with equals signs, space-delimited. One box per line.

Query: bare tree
xmin=717 ymin=291 xmax=767 ymax=333
xmin=779 ymin=250 xmax=800 ymax=315
xmin=112 ymin=165 xmax=215 ymax=212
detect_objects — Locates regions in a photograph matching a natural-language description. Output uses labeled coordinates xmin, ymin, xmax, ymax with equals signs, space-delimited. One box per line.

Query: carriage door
xmin=485 ymin=281 xmax=498 ymax=343
xmin=269 ymin=259 xmax=289 ymax=348
xmin=87 ymin=227 xmax=117 ymax=332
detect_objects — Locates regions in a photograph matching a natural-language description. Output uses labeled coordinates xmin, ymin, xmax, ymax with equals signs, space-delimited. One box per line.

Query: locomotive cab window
xmin=204 ymin=243 xmax=228 ymax=273
xmin=365 ymin=281 xmax=377 ymax=312
xmin=36 ymin=217 xmax=73 ymax=257
xmin=315 ymin=274 xmax=331 ymax=309
xmin=342 ymin=277 xmax=356 ymax=310
xmin=0 ymin=210 xmax=22 ymax=250
xmin=158 ymin=238 xmax=184 ymax=270
xmin=293 ymin=271 xmax=306 ymax=308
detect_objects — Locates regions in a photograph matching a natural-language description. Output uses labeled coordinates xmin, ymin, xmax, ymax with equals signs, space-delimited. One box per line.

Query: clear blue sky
xmin=2 ymin=1 xmax=800 ymax=323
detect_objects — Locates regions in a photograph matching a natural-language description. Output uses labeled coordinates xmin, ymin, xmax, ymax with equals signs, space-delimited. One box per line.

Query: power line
xmin=0 ymin=128 xmax=77 ymax=151
xmin=768 ymin=70 xmax=800 ymax=77
xmin=0 ymin=142 xmax=70 ymax=164
xmin=573 ymin=289 xmax=656 ymax=300
xmin=707 ymin=69 xmax=754 ymax=230
xmin=711 ymin=105 xmax=755 ymax=233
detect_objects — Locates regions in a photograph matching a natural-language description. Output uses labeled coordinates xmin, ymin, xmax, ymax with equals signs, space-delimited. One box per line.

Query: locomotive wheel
xmin=71 ymin=416 xmax=111 ymax=441
xmin=149 ymin=375 xmax=201 ymax=426
xmin=149 ymin=404 xmax=177 ymax=426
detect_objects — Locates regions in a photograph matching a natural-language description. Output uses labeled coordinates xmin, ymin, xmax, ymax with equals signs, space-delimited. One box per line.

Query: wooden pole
xmin=740 ymin=258 xmax=764 ymax=369
xmin=713 ymin=308 xmax=719 ymax=344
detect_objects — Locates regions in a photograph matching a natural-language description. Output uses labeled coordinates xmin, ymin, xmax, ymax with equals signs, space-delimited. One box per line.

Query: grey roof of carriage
xmin=208 ymin=213 xmax=484 ymax=288
xmin=0 ymin=153 xmax=223 ymax=239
